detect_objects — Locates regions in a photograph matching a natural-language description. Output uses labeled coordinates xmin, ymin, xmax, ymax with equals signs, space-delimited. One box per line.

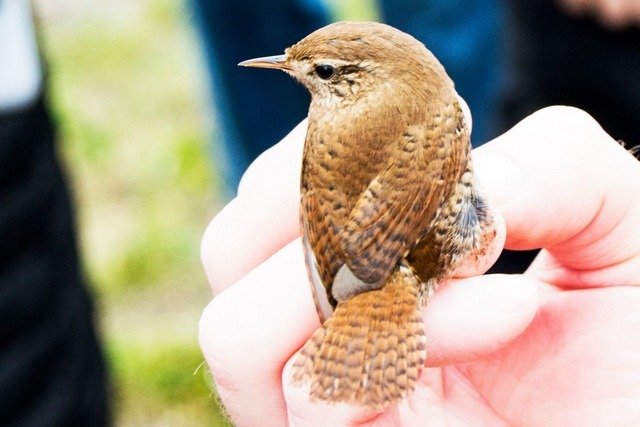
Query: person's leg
xmin=379 ymin=0 xmax=504 ymax=147
xmin=189 ymin=0 xmax=329 ymax=194
xmin=502 ymin=0 xmax=640 ymax=150
xmin=0 ymin=95 xmax=110 ymax=426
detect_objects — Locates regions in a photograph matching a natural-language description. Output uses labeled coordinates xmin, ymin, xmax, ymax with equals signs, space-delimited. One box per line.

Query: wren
xmin=239 ymin=21 xmax=497 ymax=410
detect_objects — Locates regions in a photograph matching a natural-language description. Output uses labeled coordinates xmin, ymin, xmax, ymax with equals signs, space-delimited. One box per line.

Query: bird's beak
xmin=238 ymin=54 xmax=290 ymax=71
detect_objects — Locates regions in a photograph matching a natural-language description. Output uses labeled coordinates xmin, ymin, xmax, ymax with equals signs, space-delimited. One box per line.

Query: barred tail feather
xmin=291 ymin=267 xmax=426 ymax=410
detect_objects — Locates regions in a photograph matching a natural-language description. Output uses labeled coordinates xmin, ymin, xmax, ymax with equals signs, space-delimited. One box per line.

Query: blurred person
xmin=502 ymin=0 xmax=640 ymax=151
xmin=188 ymin=0 xmax=330 ymax=196
xmin=199 ymin=106 xmax=640 ymax=425
xmin=377 ymin=0 xmax=533 ymax=274
xmin=0 ymin=0 xmax=109 ymax=424
xmin=379 ymin=0 xmax=503 ymax=147
xmin=559 ymin=0 xmax=640 ymax=28
xmin=190 ymin=0 xmax=504 ymax=194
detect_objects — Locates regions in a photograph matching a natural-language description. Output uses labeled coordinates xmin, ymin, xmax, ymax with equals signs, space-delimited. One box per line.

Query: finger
xmin=199 ymin=240 xmax=317 ymax=426
xmin=204 ymin=106 xmax=640 ymax=295
xmin=473 ymin=106 xmax=640 ymax=287
xmin=282 ymin=357 xmax=376 ymax=425
xmin=461 ymin=284 xmax=640 ymax=426
xmin=423 ymin=274 xmax=539 ymax=366
xmin=200 ymin=234 xmax=539 ymax=423
xmin=201 ymin=120 xmax=306 ymax=294
xmin=282 ymin=274 xmax=539 ymax=423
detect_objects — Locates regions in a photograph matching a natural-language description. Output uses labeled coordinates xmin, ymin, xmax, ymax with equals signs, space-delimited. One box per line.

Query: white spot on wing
xmin=332 ymin=264 xmax=372 ymax=301
xmin=303 ymin=235 xmax=334 ymax=320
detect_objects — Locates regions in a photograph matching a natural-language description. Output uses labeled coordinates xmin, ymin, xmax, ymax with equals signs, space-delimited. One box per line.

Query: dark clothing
xmin=189 ymin=0 xmax=329 ymax=192
xmin=502 ymin=0 xmax=640 ymax=150
xmin=0 ymin=96 xmax=109 ymax=425
xmin=491 ymin=0 xmax=640 ymax=273
xmin=380 ymin=0 xmax=504 ymax=147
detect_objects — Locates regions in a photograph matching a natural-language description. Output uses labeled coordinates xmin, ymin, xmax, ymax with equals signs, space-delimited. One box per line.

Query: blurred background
xmin=34 ymin=0 xmax=225 ymax=424
xmin=4 ymin=0 xmax=638 ymax=425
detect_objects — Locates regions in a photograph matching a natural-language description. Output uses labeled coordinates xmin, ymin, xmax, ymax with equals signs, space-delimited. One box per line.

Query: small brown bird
xmin=240 ymin=21 xmax=496 ymax=409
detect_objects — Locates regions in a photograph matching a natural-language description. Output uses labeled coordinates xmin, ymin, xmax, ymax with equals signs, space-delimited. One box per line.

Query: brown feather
xmin=241 ymin=21 xmax=497 ymax=409
xmin=291 ymin=265 xmax=426 ymax=410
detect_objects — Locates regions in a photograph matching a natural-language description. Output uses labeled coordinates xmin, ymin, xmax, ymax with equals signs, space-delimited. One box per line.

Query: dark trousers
xmin=0 ymin=96 xmax=109 ymax=425
xmin=489 ymin=2 xmax=640 ymax=273
xmin=502 ymin=0 xmax=640 ymax=150
xmin=189 ymin=0 xmax=329 ymax=192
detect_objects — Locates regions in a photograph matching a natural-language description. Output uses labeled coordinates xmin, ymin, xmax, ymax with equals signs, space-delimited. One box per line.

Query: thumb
xmin=423 ymin=274 xmax=539 ymax=366
xmin=281 ymin=274 xmax=539 ymax=425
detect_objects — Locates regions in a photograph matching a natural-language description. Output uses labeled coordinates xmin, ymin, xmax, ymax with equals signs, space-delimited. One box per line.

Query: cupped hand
xmin=199 ymin=106 xmax=640 ymax=426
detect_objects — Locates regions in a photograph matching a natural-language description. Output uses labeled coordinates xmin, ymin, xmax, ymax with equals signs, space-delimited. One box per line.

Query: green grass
xmin=325 ymin=0 xmax=379 ymax=21
xmin=107 ymin=341 xmax=223 ymax=425
xmin=35 ymin=0 xmax=377 ymax=424
xmin=37 ymin=0 xmax=223 ymax=423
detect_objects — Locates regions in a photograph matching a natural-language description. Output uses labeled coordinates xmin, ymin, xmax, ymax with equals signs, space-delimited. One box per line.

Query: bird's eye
xmin=314 ymin=64 xmax=335 ymax=80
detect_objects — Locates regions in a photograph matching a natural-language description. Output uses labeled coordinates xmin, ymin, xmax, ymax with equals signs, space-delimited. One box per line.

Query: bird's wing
xmin=338 ymin=123 xmax=464 ymax=286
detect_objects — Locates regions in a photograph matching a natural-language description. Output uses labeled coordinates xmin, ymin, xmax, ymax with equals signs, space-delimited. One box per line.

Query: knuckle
xmin=537 ymin=105 xmax=602 ymax=133
xmin=529 ymin=105 xmax=611 ymax=148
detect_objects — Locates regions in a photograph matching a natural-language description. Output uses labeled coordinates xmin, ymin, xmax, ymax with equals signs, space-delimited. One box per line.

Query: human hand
xmin=558 ymin=0 xmax=640 ymax=28
xmin=199 ymin=106 xmax=640 ymax=426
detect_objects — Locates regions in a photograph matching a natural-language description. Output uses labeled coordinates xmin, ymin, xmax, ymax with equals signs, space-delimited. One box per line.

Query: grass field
xmin=35 ymin=0 xmax=375 ymax=424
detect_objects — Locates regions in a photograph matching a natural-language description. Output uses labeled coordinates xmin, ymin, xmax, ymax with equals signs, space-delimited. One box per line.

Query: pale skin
xmin=557 ymin=0 xmax=640 ymax=28
xmin=199 ymin=106 xmax=640 ymax=426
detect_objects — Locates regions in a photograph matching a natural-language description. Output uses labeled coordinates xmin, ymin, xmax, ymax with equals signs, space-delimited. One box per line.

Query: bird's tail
xmin=291 ymin=266 xmax=426 ymax=410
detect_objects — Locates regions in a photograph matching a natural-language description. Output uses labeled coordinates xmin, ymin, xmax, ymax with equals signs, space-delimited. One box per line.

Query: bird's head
xmin=239 ymin=21 xmax=453 ymax=110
